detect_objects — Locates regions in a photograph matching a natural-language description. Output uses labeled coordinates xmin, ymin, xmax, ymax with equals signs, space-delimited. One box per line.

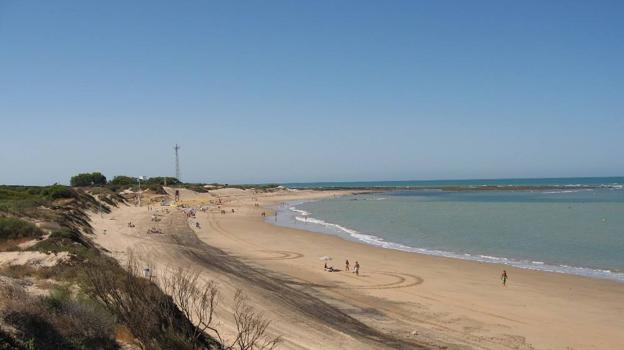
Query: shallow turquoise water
xmin=273 ymin=188 xmax=624 ymax=281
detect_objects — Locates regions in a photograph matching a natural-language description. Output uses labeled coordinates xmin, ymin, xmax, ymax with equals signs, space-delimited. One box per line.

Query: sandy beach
xmin=90 ymin=187 xmax=624 ymax=350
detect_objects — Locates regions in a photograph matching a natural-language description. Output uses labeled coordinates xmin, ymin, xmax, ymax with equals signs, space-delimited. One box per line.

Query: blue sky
xmin=1 ymin=1 xmax=622 ymax=185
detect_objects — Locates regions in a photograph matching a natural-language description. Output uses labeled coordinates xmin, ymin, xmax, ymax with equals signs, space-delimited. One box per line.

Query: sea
xmin=271 ymin=177 xmax=624 ymax=282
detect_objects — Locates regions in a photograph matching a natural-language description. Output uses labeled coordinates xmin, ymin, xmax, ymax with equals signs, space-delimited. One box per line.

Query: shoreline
xmin=271 ymin=198 xmax=624 ymax=283
xmin=91 ymin=187 xmax=624 ymax=349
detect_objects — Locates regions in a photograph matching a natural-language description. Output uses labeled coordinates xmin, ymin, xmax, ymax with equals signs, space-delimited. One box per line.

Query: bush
xmin=0 ymin=217 xmax=43 ymax=240
xmin=30 ymin=228 xmax=94 ymax=260
xmin=110 ymin=176 xmax=138 ymax=186
xmin=0 ymin=328 xmax=30 ymax=350
xmin=2 ymin=287 xmax=118 ymax=350
xmin=144 ymin=177 xmax=180 ymax=186
xmin=0 ymin=186 xmax=47 ymax=215
xmin=82 ymin=254 xmax=220 ymax=349
xmin=70 ymin=172 xmax=107 ymax=187
xmin=42 ymin=184 xmax=74 ymax=200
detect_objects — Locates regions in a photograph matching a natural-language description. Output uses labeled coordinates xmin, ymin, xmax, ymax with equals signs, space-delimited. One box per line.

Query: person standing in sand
xmin=354 ymin=261 xmax=360 ymax=276
xmin=501 ymin=270 xmax=508 ymax=286
xmin=345 ymin=259 xmax=350 ymax=271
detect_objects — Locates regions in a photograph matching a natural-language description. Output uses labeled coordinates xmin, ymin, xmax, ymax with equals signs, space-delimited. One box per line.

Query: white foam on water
xmin=278 ymin=201 xmax=624 ymax=283
xmin=289 ymin=207 xmax=310 ymax=216
xmin=294 ymin=216 xmax=360 ymax=236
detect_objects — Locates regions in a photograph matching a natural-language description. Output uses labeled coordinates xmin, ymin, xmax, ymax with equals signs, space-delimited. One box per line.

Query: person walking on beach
xmin=501 ymin=270 xmax=508 ymax=286
xmin=345 ymin=259 xmax=350 ymax=271
xmin=354 ymin=261 xmax=360 ymax=276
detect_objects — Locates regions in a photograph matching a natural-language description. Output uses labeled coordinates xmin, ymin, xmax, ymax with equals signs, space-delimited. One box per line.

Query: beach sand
xmin=90 ymin=187 xmax=624 ymax=350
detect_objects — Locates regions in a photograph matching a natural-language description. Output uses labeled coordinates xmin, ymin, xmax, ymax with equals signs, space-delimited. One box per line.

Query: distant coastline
xmin=283 ymin=176 xmax=624 ymax=191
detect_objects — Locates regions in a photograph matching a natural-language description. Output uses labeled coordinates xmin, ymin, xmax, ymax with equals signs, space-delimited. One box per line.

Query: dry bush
xmin=229 ymin=290 xmax=280 ymax=350
xmin=83 ymin=253 xmax=166 ymax=349
xmin=82 ymin=251 xmax=280 ymax=350
xmin=82 ymin=253 xmax=217 ymax=350
xmin=1 ymin=285 xmax=117 ymax=350
xmin=159 ymin=268 xmax=219 ymax=347
xmin=159 ymin=267 xmax=280 ymax=350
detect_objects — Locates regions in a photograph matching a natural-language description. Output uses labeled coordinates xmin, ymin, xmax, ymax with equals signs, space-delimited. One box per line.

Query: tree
xmin=110 ymin=176 xmax=138 ymax=186
xmin=145 ymin=177 xmax=180 ymax=186
xmin=70 ymin=172 xmax=107 ymax=187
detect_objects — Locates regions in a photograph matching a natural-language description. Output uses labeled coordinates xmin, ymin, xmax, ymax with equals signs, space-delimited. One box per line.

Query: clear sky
xmin=1 ymin=1 xmax=622 ymax=185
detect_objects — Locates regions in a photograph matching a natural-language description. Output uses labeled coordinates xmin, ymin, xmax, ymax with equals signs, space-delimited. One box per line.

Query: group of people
xmin=345 ymin=259 xmax=360 ymax=276
xmin=323 ymin=259 xmax=360 ymax=276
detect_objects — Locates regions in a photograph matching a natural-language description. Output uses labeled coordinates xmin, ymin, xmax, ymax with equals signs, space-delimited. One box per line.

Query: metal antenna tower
xmin=174 ymin=144 xmax=181 ymax=181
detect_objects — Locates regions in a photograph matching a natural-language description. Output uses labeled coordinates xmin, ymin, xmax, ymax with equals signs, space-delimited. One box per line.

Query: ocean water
xmin=271 ymin=184 xmax=624 ymax=282
xmin=284 ymin=176 xmax=624 ymax=189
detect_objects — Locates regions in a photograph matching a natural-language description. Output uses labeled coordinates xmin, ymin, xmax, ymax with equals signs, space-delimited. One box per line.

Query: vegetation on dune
xmin=110 ymin=176 xmax=179 ymax=186
xmin=0 ymin=185 xmax=74 ymax=216
xmin=2 ymin=285 xmax=118 ymax=350
xmin=0 ymin=179 xmax=281 ymax=349
xmin=0 ymin=217 xmax=43 ymax=240
xmin=142 ymin=177 xmax=181 ymax=186
xmin=70 ymin=172 xmax=282 ymax=195
xmin=70 ymin=172 xmax=107 ymax=187
xmin=29 ymin=228 xmax=95 ymax=259
xmin=110 ymin=175 xmax=139 ymax=186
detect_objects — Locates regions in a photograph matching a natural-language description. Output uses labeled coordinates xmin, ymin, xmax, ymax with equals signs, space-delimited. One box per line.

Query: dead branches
xmin=159 ymin=267 xmax=280 ymax=350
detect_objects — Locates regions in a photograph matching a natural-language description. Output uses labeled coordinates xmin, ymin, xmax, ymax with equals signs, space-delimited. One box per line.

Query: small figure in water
xmin=345 ymin=259 xmax=350 ymax=271
xmin=501 ymin=270 xmax=508 ymax=286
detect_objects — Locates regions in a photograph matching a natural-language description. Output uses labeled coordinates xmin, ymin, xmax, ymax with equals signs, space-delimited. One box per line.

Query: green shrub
xmin=0 ymin=187 xmax=46 ymax=215
xmin=3 ymin=287 xmax=118 ymax=350
xmin=0 ymin=217 xmax=43 ymax=240
xmin=42 ymin=184 xmax=74 ymax=200
xmin=110 ymin=176 xmax=138 ymax=186
xmin=70 ymin=172 xmax=107 ymax=187
xmin=41 ymin=287 xmax=72 ymax=312
xmin=30 ymin=229 xmax=95 ymax=260
xmin=144 ymin=177 xmax=180 ymax=185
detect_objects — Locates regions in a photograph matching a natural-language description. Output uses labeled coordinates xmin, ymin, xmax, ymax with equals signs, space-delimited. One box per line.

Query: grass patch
xmin=0 ymin=185 xmax=76 ymax=218
xmin=0 ymin=217 xmax=43 ymax=240
xmin=29 ymin=229 xmax=96 ymax=260
xmin=2 ymin=285 xmax=118 ymax=350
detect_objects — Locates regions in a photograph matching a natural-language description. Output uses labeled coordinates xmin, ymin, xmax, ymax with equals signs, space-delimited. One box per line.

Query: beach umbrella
xmin=319 ymin=256 xmax=332 ymax=261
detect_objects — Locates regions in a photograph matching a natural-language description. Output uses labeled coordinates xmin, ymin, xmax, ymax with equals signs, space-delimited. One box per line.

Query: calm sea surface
xmin=272 ymin=177 xmax=624 ymax=282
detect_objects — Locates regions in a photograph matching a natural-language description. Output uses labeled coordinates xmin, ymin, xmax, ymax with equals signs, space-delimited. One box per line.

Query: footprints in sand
xmin=245 ymin=250 xmax=423 ymax=290
xmin=247 ymin=250 xmax=304 ymax=261
xmin=287 ymin=272 xmax=423 ymax=291
xmin=334 ymin=272 xmax=424 ymax=290
xmin=352 ymin=272 xmax=424 ymax=290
